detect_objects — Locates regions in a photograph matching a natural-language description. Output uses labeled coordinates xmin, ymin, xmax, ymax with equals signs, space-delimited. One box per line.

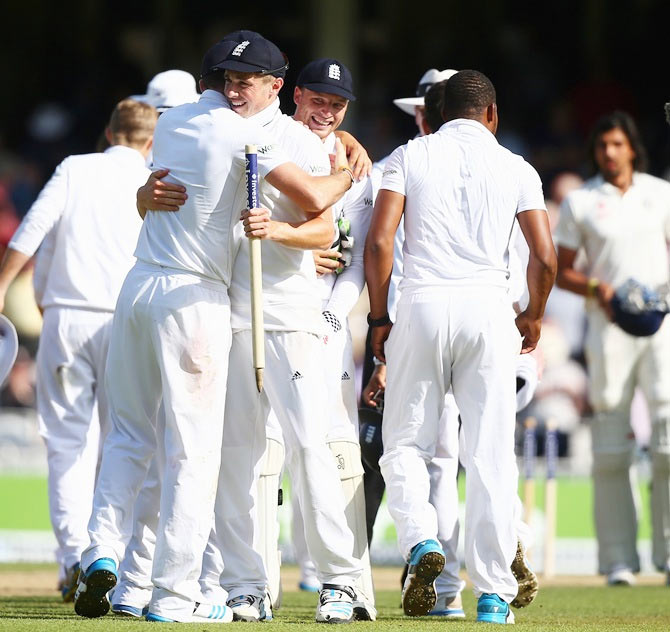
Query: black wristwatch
xmin=367 ymin=312 xmax=391 ymax=327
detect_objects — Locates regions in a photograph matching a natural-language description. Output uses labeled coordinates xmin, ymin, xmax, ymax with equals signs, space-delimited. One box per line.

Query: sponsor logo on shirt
xmin=383 ymin=168 xmax=398 ymax=177
xmin=256 ymin=144 xmax=275 ymax=155
xmin=291 ymin=371 xmax=303 ymax=381
xmin=232 ymin=41 xmax=250 ymax=56
xmin=364 ymin=197 xmax=373 ymax=206
xmin=328 ymin=64 xmax=341 ymax=80
xmin=341 ymin=371 xmax=351 ymax=381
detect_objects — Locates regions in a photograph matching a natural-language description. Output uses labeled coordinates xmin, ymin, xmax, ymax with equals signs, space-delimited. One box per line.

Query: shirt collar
xmin=247 ymin=97 xmax=281 ymax=127
xmin=439 ymin=118 xmax=497 ymax=142
xmin=595 ymin=172 xmax=640 ymax=195
xmin=199 ymin=89 xmax=232 ymax=110
xmin=104 ymin=144 xmax=147 ymax=166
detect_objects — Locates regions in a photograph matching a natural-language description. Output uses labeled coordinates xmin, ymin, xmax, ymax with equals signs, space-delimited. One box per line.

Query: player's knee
xmin=592 ymin=450 xmax=632 ymax=477
xmin=650 ymin=417 xmax=670 ymax=475
xmin=328 ymin=440 xmax=364 ymax=481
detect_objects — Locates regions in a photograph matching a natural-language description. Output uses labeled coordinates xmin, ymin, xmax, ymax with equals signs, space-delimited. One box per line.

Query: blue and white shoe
xmin=401 ymin=539 xmax=445 ymax=617
xmin=429 ymin=592 xmax=465 ymax=618
xmin=61 ymin=562 xmax=80 ymax=603
xmin=146 ymin=602 xmax=233 ymax=623
xmin=111 ymin=603 xmax=149 ymax=617
xmin=315 ymin=584 xmax=355 ymax=623
xmin=477 ymin=593 xmax=515 ymax=624
xmin=74 ymin=557 xmax=118 ymax=618
xmin=227 ymin=594 xmax=268 ymax=622
xmin=299 ymin=578 xmax=321 ymax=593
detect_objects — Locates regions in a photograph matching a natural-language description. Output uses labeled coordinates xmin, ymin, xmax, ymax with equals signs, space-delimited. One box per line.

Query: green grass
xmin=1 ymin=584 xmax=670 ymax=630
xmin=0 ymin=474 xmax=655 ymax=539
xmin=0 ymin=477 xmax=50 ymax=530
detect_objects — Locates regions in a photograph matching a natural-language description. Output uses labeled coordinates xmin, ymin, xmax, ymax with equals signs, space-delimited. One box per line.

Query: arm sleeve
xmin=326 ymin=177 xmax=373 ymax=320
xmin=516 ymin=160 xmax=547 ymax=214
xmin=554 ymin=195 xmax=582 ymax=251
xmin=379 ymin=145 xmax=408 ymax=196
xmin=9 ymin=160 xmax=68 ymax=256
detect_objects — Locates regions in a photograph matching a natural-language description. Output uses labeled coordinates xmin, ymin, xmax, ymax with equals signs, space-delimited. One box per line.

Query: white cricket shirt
xmin=10 ymin=145 xmax=149 ymax=311
xmin=315 ymin=133 xmax=373 ymax=322
xmin=555 ymin=173 xmax=670 ymax=305
xmin=381 ymin=119 xmax=546 ymax=294
xmin=136 ymin=90 xmax=288 ymax=285
xmin=229 ymin=100 xmax=332 ymax=334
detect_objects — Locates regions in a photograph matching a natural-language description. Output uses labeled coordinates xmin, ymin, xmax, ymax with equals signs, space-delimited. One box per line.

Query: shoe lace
xmin=319 ymin=586 xmax=355 ymax=606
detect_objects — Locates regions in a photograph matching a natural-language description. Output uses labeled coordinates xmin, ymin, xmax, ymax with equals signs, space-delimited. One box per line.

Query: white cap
xmin=131 ymin=70 xmax=199 ymax=112
xmin=393 ymin=68 xmax=458 ymax=116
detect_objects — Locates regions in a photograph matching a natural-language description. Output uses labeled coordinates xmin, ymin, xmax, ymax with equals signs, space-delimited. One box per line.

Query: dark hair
xmin=587 ymin=111 xmax=648 ymax=174
xmin=201 ymin=71 xmax=227 ymax=92
xmin=441 ymin=70 xmax=496 ymax=122
xmin=424 ymin=80 xmax=448 ymax=133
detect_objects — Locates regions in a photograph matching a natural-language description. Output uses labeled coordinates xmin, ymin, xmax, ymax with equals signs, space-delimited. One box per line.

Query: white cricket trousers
xmin=36 ymin=307 xmax=112 ymax=571
xmin=215 ymin=330 xmax=362 ymax=599
xmin=81 ymin=262 xmax=232 ymax=621
xmin=585 ymin=309 xmax=670 ymax=573
xmin=379 ymin=287 xmax=520 ymax=602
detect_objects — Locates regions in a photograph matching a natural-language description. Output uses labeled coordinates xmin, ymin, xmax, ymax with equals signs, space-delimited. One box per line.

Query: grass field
xmin=0 ymin=475 xmax=654 ymax=539
xmin=0 ymin=564 xmax=669 ymax=631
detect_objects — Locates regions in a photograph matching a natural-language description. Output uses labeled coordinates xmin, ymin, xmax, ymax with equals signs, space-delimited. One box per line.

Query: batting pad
xmin=328 ymin=440 xmax=376 ymax=615
xmin=257 ymin=436 xmax=285 ymax=609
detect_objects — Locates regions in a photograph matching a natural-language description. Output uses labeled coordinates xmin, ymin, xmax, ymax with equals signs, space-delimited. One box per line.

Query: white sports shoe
xmin=429 ymin=592 xmax=466 ymax=618
xmin=146 ymin=602 xmax=233 ymax=623
xmin=315 ymin=584 xmax=355 ymax=623
xmin=227 ymin=594 xmax=268 ymax=622
xmin=607 ymin=567 xmax=636 ymax=586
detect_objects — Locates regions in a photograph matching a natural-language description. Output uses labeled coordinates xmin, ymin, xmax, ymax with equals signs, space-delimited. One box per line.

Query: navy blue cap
xmin=201 ymin=40 xmax=236 ymax=79
xmin=296 ymin=58 xmax=356 ymax=101
xmin=216 ymin=34 xmax=288 ymax=78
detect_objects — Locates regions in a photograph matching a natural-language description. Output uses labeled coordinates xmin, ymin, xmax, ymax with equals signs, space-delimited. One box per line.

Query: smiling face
xmin=224 ymin=71 xmax=283 ymax=118
xmin=293 ymin=87 xmax=349 ymax=140
xmin=594 ymin=127 xmax=635 ymax=182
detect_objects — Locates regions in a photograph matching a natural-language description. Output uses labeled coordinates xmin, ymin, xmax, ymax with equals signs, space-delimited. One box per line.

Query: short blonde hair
xmin=108 ymin=99 xmax=158 ymax=149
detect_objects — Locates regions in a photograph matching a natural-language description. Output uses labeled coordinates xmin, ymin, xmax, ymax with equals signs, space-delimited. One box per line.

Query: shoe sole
xmin=61 ymin=567 xmax=80 ymax=603
xmin=74 ymin=569 xmax=117 ymax=618
xmin=477 ymin=611 xmax=514 ymax=624
xmin=402 ymin=551 xmax=445 ymax=617
xmin=510 ymin=544 xmax=538 ymax=608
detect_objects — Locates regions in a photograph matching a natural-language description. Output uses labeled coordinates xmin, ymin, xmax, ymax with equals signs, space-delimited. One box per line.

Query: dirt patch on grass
xmin=1 ymin=565 xmax=665 ymax=597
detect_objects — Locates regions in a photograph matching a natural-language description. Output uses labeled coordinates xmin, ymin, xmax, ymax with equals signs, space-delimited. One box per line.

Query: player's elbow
xmin=533 ymin=245 xmax=558 ymax=282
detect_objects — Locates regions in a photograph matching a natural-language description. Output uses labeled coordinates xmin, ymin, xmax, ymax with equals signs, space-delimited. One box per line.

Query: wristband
xmin=367 ymin=312 xmax=391 ymax=327
xmin=587 ymin=277 xmax=600 ymax=297
xmin=337 ymin=166 xmax=355 ymax=184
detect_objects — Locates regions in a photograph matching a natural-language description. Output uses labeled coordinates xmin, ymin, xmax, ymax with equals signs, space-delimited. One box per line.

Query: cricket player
xmin=198 ymin=34 xmax=363 ymax=625
xmin=74 ymin=36 xmax=355 ymax=623
xmin=363 ymin=78 xmax=539 ymax=618
xmin=365 ymin=70 xmax=556 ymax=623
xmin=0 ymin=99 xmax=158 ymax=602
xmin=279 ymin=57 xmax=376 ymax=619
xmin=555 ymin=111 xmax=670 ymax=586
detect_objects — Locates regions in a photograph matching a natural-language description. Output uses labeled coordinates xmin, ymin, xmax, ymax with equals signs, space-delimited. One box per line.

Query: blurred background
xmin=0 ymin=0 xmax=668 ymax=573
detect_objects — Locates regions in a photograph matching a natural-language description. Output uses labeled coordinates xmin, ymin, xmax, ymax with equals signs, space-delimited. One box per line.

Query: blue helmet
xmin=610 ymin=279 xmax=668 ymax=337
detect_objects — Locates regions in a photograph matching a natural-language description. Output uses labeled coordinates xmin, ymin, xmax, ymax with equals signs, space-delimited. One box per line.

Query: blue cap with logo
xmin=213 ymin=33 xmax=288 ymax=78
xmin=296 ymin=58 xmax=356 ymax=101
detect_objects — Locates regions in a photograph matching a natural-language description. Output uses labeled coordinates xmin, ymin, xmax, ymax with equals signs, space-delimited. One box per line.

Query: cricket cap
xmin=131 ymin=70 xmax=199 ymax=112
xmin=296 ymin=58 xmax=356 ymax=101
xmin=394 ymin=68 xmax=458 ymax=115
xmin=204 ymin=32 xmax=288 ymax=78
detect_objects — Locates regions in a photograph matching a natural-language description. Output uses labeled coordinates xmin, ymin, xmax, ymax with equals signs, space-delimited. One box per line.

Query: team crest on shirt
xmin=232 ymin=41 xmax=250 ymax=56
xmin=328 ymin=64 xmax=341 ymax=80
